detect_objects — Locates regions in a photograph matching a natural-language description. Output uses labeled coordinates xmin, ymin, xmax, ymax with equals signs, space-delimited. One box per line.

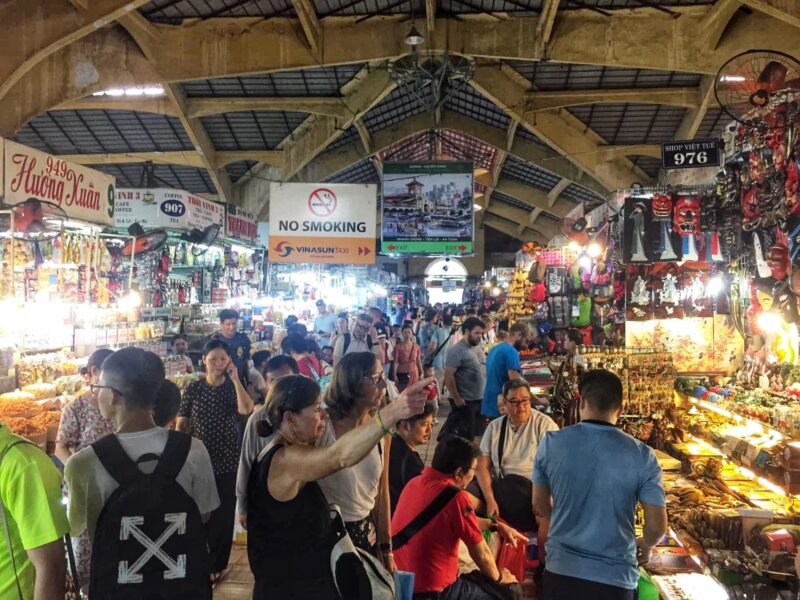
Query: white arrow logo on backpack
xmin=118 ymin=513 xmax=187 ymax=584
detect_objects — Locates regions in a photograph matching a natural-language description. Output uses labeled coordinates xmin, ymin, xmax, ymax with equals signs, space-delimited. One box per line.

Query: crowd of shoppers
xmin=1 ymin=303 xmax=668 ymax=600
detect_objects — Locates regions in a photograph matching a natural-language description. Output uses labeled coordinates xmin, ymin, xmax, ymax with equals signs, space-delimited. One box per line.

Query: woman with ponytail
xmin=246 ymin=372 xmax=431 ymax=599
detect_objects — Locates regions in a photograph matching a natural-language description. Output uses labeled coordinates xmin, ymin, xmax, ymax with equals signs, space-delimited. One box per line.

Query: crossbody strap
xmin=0 ymin=439 xmax=37 ymax=600
xmin=497 ymin=416 xmax=508 ymax=479
xmin=431 ymin=330 xmax=454 ymax=360
xmin=391 ymin=485 xmax=459 ymax=551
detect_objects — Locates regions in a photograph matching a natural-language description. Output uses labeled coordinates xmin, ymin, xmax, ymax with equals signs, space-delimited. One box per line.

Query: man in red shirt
xmin=391 ymin=436 xmax=520 ymax=599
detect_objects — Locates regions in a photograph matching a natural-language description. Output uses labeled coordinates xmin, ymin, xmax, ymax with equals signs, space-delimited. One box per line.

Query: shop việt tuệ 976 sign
xmin=268 ymin=183 xmax=377 ymax=264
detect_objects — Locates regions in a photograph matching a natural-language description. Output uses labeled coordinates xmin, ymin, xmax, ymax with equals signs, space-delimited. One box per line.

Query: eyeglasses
xmin=90 ymin=384 xmax=121 ymax=396
xmin=365 ymin=372 xmax=385 ymax=384
xmin=505 ymin=398 xmax=532 ymax=407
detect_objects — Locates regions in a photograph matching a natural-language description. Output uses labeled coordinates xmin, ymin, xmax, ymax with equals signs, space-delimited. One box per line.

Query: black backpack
xmin=90 ymin=431 xmax=211 ymax=600
xmin=343 ymin=332 xmax=373 ymax=353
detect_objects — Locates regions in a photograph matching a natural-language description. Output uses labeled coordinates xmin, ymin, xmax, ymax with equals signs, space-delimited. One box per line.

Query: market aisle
xmin=213 ymin=405 xmax=450 ymax=599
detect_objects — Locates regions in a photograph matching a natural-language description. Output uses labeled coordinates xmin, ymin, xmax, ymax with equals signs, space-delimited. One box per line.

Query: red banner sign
xmin=3 ymin=140 xmax=115 ymax=225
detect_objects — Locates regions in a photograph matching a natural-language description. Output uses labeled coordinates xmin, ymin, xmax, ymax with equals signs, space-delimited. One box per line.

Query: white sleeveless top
xmin=317 ymin=419 xmax=383 ymax=522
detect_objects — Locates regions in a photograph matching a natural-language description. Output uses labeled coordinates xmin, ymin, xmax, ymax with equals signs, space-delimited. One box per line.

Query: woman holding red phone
xmin=177 ymin=339 xmax=254 ymax=582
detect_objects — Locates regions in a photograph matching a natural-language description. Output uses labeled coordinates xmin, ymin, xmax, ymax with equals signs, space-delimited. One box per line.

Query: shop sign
xmin=3 ymin=139 xmax=115 ymax=225
xmin=269 ymin=183 xmax=377 ymax=265
xmin=381 ymin=161 xmax=474 ymax=255
xmin=662 ymin=139 xmax=721 ymax=169
xmin=226 ymin=204 xmax=258 ymax=244
xmin=114 ymin=188 xmax=224 ymax=231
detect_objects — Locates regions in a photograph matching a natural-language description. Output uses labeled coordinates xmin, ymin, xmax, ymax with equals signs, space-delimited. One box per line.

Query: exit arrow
xmin=458 ymin=245 xmax=467 ymax=251
xmin=387 ymin=244 xmax=396 ymax=251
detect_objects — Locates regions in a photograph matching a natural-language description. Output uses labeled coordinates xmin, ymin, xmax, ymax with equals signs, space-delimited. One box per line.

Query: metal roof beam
xmin=472 ymin=65 xmax=651 ymax=191
xmin=55 ymin=97 xmax=180 ymax=117
xmin=701 ymin=0 xmax=743 ymax=49
xmin=675 ymin=75 xmax=716 ymax=140
xmin=426 ymin=0 xmax=436 ymax=35
xmin=186 ymin=97 xmax=347 ymax=118
xmin=279 ymin=66 xmax=393 ymax=180
xmin=534 ymin=0 xmax=561 ymax=56
xmin=8 ymin=10 xmax=800 ymax=136
xmin=484 ymin=212 xmax=542 ymax=242
xmin=0 ymin=0 xmax=149 ymax=105
xmin=59 ymin=150 xmax=285 ymax=169
xmin=485 ymin=206 xmax=558 ymax=241
xmin=598 ymin=144 xmax=661 ymax=160
xmin=743 ymin=0 xmax=800 ymax=29
xmin=291 ymin=0 xmax=322 ymax=53
xmin=526 ymin=87 xmax=702 ymax=111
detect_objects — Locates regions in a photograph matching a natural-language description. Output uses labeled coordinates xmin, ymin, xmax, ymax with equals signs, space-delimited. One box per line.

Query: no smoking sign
xmin=308 ymin=188 xmax=338 ymax=217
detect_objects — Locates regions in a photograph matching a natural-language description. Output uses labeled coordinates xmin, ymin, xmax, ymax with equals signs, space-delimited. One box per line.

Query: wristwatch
xmin=489 ymin=517 xmax=499 ymax=533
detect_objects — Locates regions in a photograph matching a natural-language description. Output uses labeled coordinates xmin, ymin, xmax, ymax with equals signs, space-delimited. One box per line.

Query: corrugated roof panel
xmin=631 ymin=156 xmax=662 ymax=179
xmin=493 ymin=191 xmax=537 ymax=213
xmin=142 ymin=0 xmax=293 ymax=21
xmin=445 ymin=86 xmax=510 ymax=130
xmin=501 ymin=156 xmax=561 ymax=192
xmin=361 ymin=87 xmax=430 ymax=132
xmin=93 ymin=163 xmax=216 ymax=194
xmin=201 ymin=111 xmax=308 ymax=150
xmin=507 ymin=61 xmax=702 ymax=91
xmin=696 ymin=107 xmax=732 ymax=139
xmin=561 ymin=183 xmax=604 ymax=205
xmin=225 ymin=160 xmax=259 ymax=183
xmin=326 ymin=125 xmax=362 ymax=152
xmin=15 ymin=110 xmax=193 ymax=155
xmin=568 ymin=104 xmax=686 ymax=144
xmin=326 ymin=158 xmax=379 ymax=184
xmin=181 ymin=64 xmax=365 ymax=97
xmin=439 ymin=130 xmax=496 ymax=170
xmin=314 ymin=0 xmax=412 ymax=16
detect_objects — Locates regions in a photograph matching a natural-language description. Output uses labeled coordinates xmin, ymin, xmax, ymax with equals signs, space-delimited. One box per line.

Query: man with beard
xmin=443 ymin=317 xmax=487 ymax=440
xmin=481 ymin=322 xmax=530 ymax=421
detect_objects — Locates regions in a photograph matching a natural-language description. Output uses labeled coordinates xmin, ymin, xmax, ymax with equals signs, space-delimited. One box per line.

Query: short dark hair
xmin=432 ymin=436 xmax=479 ymax=475
xmin=153 ymin=380 xmax=181 ymax=427
xmin=285 ymin=315 xmax=299 ymax=327
xmin=288 ymin=323 xmax=309 ymax=338
xmin=101 ymin=348 xmax=165 ymax=410
xmin=441 ymin=314 xmax=454 ymax=327
xmin=355 ymin=313 xmax=371 ymax=325
xmin=322 ymin=345 xmax=334 ymax=353
xmin=203 ymin=339 xmax=231 ymax=357
xmin=579 ymin=369 xmax=623 ymax=413
xmin=252 ymin=350 xmax=271 ymax=369
xmin=257 ymin=375 xmax=321 ymax=438
xmin=219 ymin=308 xmax=239 ymax=322
xmin=424 ymin=309 xmax=438 ymax=322
xmin=397 ymin=402 xmax=435 ymax=429
xmin=461 ymin=316 xmax=485 ymax=334
xmin=509 ymin=322 xmax=530 ymax=338
xmin=87 ymin=348 xmax=114 ymax=371
xmin=502 ymin=377 xmax=532 ymax=398
xmin=281 ymin=333 xmax=308 ymax=355
xmin=368 ymin=307 xmax=382 ymax=316
xmin=266 ymin=354 xmax=299 ymax=375
xmin=172 ymin=334 xmax=188 ymax=344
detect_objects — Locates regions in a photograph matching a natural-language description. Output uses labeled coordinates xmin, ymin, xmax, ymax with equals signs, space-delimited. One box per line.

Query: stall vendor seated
xmin=469 ymin=378 xmax=558 ymax=534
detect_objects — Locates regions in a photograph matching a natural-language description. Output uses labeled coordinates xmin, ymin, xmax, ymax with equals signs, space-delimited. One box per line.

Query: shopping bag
xmin=393 ymin=571 xmax=415 ymax=600
xmin=496 ymin=539 xmax=527 ymax=584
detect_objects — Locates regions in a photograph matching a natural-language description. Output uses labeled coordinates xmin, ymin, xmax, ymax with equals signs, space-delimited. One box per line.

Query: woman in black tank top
xmin=245 ymin=373 xmax=432 ymax=599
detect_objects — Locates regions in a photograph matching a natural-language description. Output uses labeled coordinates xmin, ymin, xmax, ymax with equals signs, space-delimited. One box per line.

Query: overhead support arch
xmin=675 ymin=75 xmax=718 ymax=140
xmin=472 ymin=66 xmax=651 ymax=191
xmin=6 ymin=8 xmax=800 ymax=136
xmin=526 ymin=87 xmax=703 ymax=111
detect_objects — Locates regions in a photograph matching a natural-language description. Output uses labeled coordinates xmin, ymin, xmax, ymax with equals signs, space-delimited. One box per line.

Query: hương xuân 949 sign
xmin=381 ymin=161 xmax=474 ymax=255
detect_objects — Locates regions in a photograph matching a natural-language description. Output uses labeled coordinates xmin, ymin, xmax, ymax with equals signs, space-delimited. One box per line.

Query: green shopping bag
xmin=637 ymin=568 xmax=659 ymax=600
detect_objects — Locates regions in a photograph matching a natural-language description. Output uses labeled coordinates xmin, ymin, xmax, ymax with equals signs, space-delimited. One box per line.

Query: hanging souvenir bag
xmin=548 ymin=296 xmax=570 ymax=329
xmin=545 ymin=267 xmax=567 ymax=296
xmin=570 ymin=294 xmax=592 ymax=328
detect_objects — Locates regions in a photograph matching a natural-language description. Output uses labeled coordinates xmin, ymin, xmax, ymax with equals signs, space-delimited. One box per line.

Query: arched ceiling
xmin=2 ymin=0 xmax=798 ymax=242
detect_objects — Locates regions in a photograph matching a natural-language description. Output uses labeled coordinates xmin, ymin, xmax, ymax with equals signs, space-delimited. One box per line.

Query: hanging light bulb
xmin=707 ymin=274 xmax=725 ymax=297
xmin=404 ymin=24 xmax=424 ymax=46
xmin=586 ymin=241 xmax=602 ymax=258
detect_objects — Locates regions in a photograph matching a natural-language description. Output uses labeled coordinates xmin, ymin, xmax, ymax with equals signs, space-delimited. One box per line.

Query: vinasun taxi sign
xmin=0 ymin=139 xmax=115 ymax=226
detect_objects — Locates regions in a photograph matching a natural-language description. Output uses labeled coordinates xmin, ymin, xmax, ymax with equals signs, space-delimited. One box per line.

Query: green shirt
xmin=0 ymin=425 xmax=68 ymax=599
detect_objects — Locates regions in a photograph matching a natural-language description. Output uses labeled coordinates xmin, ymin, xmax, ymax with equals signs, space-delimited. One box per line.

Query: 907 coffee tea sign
xmin=661 ymin=139 xmax=721 ymax=170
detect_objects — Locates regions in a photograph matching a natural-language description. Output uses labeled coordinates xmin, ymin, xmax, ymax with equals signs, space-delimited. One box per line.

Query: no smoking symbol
xmin=308 ymin=188 xmax=338 ymax=217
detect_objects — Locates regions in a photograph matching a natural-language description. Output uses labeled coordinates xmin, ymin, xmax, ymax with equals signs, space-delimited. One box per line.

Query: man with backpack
xmin=0 ymin=422 xmax=68 ymax=600
xmin=332 ymin=313 xmax=384 ymax=366
xmin=391 ymin=436 xmax=521 ymax=599
xmin=64 ymin=347 xmax=220 ymax=599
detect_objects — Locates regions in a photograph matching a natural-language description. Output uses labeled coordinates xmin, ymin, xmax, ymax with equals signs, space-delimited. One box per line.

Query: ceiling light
xmin=105 ymin=88 xmax=124 ymax=97
xmin=143 ymin=86 xmax=165 ymax=96
xmin=404 ymin=24 xmax=424 ymax=46
xmin=473 ymin=203 xmax=482 ymax=211
xmin=91 ymin=85 xmax=165 ymax=97
xmin=124 ymin=87 xmax=144 ymax=96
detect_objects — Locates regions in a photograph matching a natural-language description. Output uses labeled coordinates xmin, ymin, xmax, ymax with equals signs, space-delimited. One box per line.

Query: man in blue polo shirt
xmin=481 ymin=322 xmax=530 ymax=419
xmin=532 ymin=369 xmax=667 ymax=600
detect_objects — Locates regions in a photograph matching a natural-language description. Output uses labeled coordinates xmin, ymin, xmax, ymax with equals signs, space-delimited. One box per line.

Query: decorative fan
xmin=0 ymin=198 xmax=67 ymax=242
xmin=121 ymin=223 xmax=167 ymax=258
xmin=715 ymin=49 xmax=800 ymax=127
xmin=181 ymin=224 xmax=220 ymax=256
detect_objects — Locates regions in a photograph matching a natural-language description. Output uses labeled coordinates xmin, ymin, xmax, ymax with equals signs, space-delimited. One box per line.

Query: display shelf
xmin=685 ymin=395 xmax=788 ymax=444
